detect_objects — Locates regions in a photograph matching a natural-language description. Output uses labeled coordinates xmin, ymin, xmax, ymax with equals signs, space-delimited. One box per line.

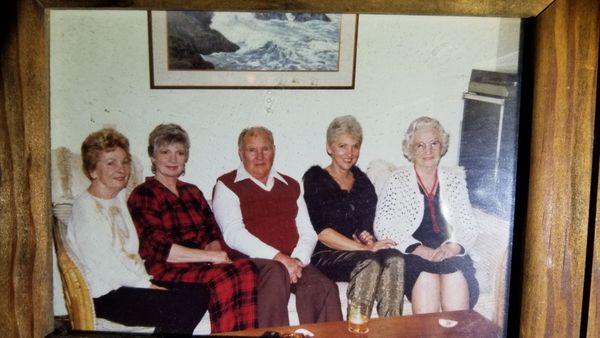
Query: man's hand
xmin=274 ymin=252 xmax=303 ymax=284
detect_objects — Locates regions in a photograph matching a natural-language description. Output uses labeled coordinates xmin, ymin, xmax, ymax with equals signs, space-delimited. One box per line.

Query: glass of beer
xmin=347 ymin=301 xmax=370 ymax=333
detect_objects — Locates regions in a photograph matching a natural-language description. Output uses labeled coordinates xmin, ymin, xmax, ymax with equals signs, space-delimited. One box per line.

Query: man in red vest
xmin=213 ymin=126 xmax=342 ymax=326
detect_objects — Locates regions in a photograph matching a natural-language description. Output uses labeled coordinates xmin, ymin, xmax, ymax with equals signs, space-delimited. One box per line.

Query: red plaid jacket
xmin=127 ymin=177 xmax=258 ymax=332
xmin=127 ymin=177 xmax=221 ymax=275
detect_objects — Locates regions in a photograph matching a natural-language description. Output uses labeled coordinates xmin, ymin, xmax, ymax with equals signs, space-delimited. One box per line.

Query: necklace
xmin=414 ymin=166 xmax=441 ymax=233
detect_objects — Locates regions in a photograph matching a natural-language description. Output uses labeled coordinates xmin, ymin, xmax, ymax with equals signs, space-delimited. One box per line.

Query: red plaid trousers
xmin=151 ymin=259 xmax=258 ymax=333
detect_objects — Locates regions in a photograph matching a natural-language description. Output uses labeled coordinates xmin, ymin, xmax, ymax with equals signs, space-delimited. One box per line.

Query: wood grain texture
xmin=589 ymin=152 xmax=600 ymax=333
xmin=216 ymin=310 xmax=499 ymax=337
xmin=0 ymin=6 xmax=19 ymax=335
xmin=3 ymin=0 xmax=600 ymax=336
xmin=0 ymin=0 xmax=53 ymax=337
xmin=40 ymin=0 xmax=552 ymax=18
xmin=521 ymin=0 xmax=600 ymax=336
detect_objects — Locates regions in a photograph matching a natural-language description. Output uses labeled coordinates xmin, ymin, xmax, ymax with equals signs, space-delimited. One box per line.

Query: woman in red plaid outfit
xmin=128 ymin=124 xmax=258 ymax=333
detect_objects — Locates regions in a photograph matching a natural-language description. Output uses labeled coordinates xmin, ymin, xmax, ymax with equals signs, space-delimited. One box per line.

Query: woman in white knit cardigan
xmin=374 ymin=116 xmax=479 ymax=314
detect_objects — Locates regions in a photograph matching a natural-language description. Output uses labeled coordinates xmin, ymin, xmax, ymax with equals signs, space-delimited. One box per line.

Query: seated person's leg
xmin=252 ymin=258 xmax=291 ymax=327
xmin=346 ymin=252 xmax=383 ymax=316
xmin=154 ymin=282 xmax=210 ymax=334
xmin=292 ymin=264 xmax=342 ymax=324
xmin=374 ymin=249 xmax=404 ymax=317
xmin=411 ymin=272 xmax=441 ymax=314
xmin=192 ymin=259 xmax=259 ymax=333
xmin=440 ymin=271 xmax=469 ymax=311
xmin=313 ymin=250 xmax=376 ymax=282
xmin=93 ymin=283 xmax=209 ymax=335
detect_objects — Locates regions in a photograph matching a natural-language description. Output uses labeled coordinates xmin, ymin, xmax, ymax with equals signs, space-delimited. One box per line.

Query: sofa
xmin=52 ymin=148 xmax=509 ymax=334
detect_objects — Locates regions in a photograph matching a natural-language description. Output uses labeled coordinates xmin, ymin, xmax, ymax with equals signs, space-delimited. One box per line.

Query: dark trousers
xmin=252 ymin=258 xmax=290 ymax=327
xmin=93 ymin=282 xmax=209 ymax=335
xmin=252 ymin=259 xmax=342 ymax=326
xmin=312 ymin=249 xmax=401 ymax=281
xmin=292 ymin=264 xmax=343 ymax=323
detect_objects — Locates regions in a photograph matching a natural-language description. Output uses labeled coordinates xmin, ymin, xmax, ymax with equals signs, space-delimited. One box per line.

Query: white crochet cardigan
xmin=373 ymin=166 xmax=479 ymax=254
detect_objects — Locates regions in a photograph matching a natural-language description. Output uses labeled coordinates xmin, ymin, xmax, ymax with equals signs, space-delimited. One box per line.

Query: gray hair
xmin=237 ymin=126 xmax=274 ymax=149
xmin=147 ymin=123 xmax=190 ymax=173
xmin=402 ymin=116 xmax=450 ymax=161
xmin=326 ymin=115 xmax=363 ymax=146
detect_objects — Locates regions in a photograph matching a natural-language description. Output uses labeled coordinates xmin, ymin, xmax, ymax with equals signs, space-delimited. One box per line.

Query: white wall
xmin=50 ymin=10 xmax=520 ymax=315
xmin=50 ymin=10 xmax=520 ymax=193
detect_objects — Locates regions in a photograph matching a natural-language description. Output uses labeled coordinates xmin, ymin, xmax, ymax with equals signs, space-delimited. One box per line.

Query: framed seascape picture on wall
xmin=148 ymin=11 xmax=359 ymax=89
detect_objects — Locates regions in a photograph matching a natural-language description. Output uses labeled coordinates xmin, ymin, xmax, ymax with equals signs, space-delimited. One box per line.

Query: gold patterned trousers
xmin=312 ymin=248 xmax=404 ymax=317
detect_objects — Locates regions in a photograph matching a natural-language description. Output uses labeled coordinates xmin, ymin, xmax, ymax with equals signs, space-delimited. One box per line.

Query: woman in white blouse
xmin=374 ymin=116 xmax=479 ymax=314
xmin=67 ymin=128 xmax=208 ymax=334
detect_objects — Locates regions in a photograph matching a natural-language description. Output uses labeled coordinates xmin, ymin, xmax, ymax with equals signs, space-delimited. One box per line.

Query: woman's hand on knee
xmin=353 ymin=230 xmax=375 ymax=245
xmin=367 ymin=239 xmax=396 ymax=252
xmin=207 ymin=250 xmax=233 ymax=264
xmin=431 ymin=243 xmax=462 ymax=262
xmin=412 ymin=245 xmax=436 ymax=261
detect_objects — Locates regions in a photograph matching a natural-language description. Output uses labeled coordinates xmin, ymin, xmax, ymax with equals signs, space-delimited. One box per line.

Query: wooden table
xmin=217 ymin=310 xmax=501 ymax=337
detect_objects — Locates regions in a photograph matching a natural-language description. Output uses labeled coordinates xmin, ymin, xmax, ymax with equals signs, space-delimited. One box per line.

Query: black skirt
xmin=403 ymin=183 xmax=479 ymax=308
xmin=403 ymin=253 xmax=479 ymax=308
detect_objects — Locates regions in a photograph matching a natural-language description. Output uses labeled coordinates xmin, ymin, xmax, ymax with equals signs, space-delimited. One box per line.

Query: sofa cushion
xmin=51 ymin=147 xmax=143 ymax=204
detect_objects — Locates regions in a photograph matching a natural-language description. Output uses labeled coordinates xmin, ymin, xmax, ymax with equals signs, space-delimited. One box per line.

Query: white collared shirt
xmin=212 ymin=164 xmax=317 ymax=265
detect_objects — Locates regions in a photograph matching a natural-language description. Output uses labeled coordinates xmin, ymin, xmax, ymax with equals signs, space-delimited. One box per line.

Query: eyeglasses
xmin=413 ymin=140 xmax=441 ymax=154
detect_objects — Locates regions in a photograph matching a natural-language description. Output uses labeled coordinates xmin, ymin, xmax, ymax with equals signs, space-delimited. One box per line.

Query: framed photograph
xmin=148 ymin=11 xmax=359 ymax=89
xmin=51 ymin=10 xmax=523 ymax=336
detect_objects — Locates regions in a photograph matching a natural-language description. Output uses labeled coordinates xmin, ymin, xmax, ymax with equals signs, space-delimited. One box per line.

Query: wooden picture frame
xmin=2 ymin=1 xmax=598 ymax=337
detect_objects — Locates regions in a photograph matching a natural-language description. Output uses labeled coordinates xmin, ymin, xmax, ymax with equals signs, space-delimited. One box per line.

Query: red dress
xmin=128 ymin=177 xmax=258 ymax=333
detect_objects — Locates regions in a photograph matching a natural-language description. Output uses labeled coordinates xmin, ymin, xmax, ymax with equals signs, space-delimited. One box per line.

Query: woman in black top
xmin=303 ymin=115 xmax=404 ymax=318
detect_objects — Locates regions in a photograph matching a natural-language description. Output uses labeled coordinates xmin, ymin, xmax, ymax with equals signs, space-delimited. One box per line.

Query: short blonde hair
xmin=237 ymin=126 xmax=274 ymax=149
xmin=402 ymin=116 xmax=450 ymax=161
xmin=81 ymin=128 xmax=131 ymax=180
xmin=326 ymin=115 xmax=363 ymax=146
xmin=147 ymin=124 xmax=190 ymax=173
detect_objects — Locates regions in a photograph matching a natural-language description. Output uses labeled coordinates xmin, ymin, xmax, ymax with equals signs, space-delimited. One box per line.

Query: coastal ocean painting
xmin=149 ymin=11 xmax=358 ymax=89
